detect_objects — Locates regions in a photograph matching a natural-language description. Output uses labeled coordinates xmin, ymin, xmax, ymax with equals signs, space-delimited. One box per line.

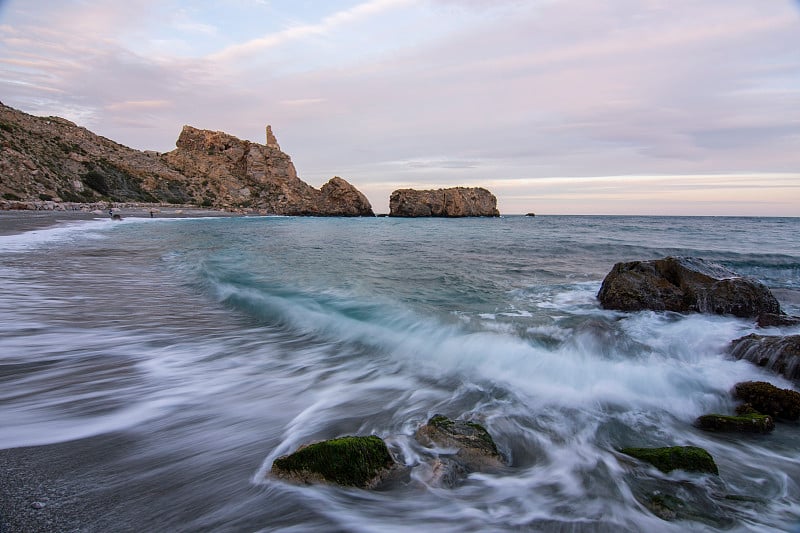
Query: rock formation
xmin=730 ymin=334 xmax=800 ymax=381
xmin=162 ymin=126 xmax=373 ymax=215
xmin=597 ymin=256 xmax=781 ymax=318
xmin=389 ymin=187 xmax=499 ymax=217
xmin=0 ymin=102 xmax=189 ymax=204
xmin=757 ymin=313 xmax=800 ymax=328
xmin=620 ymin=446 xmax=718 ymax=475
xmin=415 ymin=414 xmax=504 ymax=487
xmin=0 ymin=102 xmax=373 ymax=215
xmin=270 ymin=435 xmax=395 ymax=488
xmin=694 ymin=412 xmax=774 ymax=433
xmin=733 ymin=381 xmax=800 ymax=420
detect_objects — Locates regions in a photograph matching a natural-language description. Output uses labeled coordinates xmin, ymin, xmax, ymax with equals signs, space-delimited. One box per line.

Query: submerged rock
xmin=695 ymin=413 xmax=774 ymax=433
xmin=730 ymin=334 xmax=800 ymax=382
xmin=621 ymin=446 xmax=718 ymax=475
xmin=597 ymin=256 xmax=781 ymax=318
xmin=415 ymin=414 xmax=504 ymax=486
xmin=733 ymin=381 xmax=800 ymax=421
xmin=627 ymin=479 xmax=737 ymax=527
xmin=389 ymin=187 xmax=499 ymax=217
xmin=270 ymin=435 xmax=395 ymax=488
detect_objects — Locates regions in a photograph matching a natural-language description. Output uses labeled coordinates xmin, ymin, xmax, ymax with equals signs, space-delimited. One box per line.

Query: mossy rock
xmin=695 ymin=413 xmax=774 ymax=433
xmin=621 ymin=446 xmax=718 ymax=475
xmin=733 ymin=381 xmax=800 ymax=420
xmin=271 ymin=435 xmax=395 ymax=488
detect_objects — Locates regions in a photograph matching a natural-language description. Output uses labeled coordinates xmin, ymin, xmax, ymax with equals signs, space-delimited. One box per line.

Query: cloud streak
xmin=209 ymin=0 xmax=417 ymax=62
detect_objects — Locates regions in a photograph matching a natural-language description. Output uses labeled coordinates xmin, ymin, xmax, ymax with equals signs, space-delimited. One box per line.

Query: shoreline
xmin=0 ymin=203 xmax=242 ymax=237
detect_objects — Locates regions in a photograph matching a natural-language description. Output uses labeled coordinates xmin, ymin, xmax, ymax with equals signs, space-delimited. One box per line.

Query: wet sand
xmin=0 ymin=205 xmax=246 ymax=532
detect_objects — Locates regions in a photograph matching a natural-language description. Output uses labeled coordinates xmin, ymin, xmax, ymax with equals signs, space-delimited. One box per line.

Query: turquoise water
xmin=1 ymin=215 xmax=799 ymax=531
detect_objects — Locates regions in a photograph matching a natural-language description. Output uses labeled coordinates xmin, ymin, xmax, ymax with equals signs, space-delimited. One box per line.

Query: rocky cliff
xmin=0 ymin=102 xmax=190 ymax=204
xmin=0 ymin=102 xmax=373 ymax=216
xmin=163 ymin=126 xmax=373 ymax=216
xmin=389 ymin=187 xmax=499 ymax=217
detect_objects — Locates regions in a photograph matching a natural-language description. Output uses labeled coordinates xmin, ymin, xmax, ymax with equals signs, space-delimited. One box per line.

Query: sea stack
xmin=389 ymin=187 xmax=499 ymax=217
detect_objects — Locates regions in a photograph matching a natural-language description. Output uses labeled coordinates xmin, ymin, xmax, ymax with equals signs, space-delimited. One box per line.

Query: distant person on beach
xmin=108 ymin=208 xmax=113 ymax=217
xmin=150 ymin=210 xmax=154 ymax=218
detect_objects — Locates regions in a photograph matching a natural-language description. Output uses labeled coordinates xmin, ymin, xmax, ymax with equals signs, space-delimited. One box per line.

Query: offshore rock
xmin=730 ymin=334 xmax=800 ymax=381
xmin=389 ymin=187 xmax=499 ymax=217
xmin=620 ymin=446 xmax=718 ymax=475
xmin=270 ymin=435 xmax=395 ymax=488
xmin=597 ymin=256 xmax=781 ymax=318
xmin=415 ymin=414 xmax=504 ymax=487
xmin=733 ymin=381 xmax=800 ymax=420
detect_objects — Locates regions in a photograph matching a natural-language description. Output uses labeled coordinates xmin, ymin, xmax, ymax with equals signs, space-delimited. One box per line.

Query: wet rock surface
xmin=414 ymin=414 xmax=505 ymax=487
xmin=730 ymin=334 xmax=800 ymax=381
xmin=695 ymin=412 xmax=775 ymax=433
xmin=597 ymin=256 xmax=781 ymax=317
xmin=733 ymin=381 xmax=800 ymax=420
xmin=620 ymin=446 xmax=718 ymax=475
xmin=270 ymin=435 xmax=395 ymax=488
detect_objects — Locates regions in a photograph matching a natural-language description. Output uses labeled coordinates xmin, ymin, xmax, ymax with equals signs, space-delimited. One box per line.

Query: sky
xmin=0 ymin=0 xmax=799 ymax=215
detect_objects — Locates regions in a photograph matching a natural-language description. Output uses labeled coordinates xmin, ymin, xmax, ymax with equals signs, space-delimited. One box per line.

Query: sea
xmin=1 ymin=214 xmax=799 ymax=532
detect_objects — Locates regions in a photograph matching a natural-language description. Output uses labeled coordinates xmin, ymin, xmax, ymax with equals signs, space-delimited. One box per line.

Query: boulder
xmin=270 ymin=435 xmax=395 ymax=488
xmin=415 ymin=414 xmax=504 ymax=486
xmin=597 ymin=256 xmax=781 ymax=317
xmin=620 ymin=446 xmax=718 ymax=475
xmin=733 ymin=381 xmax=800 ymax=420
xmin=695 ymin=413 xmax=774 ymax=433
xmin=730 ymin=334 xmax=800 ymax=381
xmin=389 ymin=187 xmax=499 ymax=217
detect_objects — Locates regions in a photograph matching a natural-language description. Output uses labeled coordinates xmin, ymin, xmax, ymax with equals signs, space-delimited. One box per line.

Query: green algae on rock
xmin=621 ymin=446 xmax=718 ymax=475
xmin=733 ymin=381 xmax=800 ymax=421
xmin=270 ymin=435 xmax=395 ymax=488
xmin=695 ymin=413 xmax=775 ymax=433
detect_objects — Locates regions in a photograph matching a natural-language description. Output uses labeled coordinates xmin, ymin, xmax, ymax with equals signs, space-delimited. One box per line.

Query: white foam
xmin=0 ymin=218 xmax=110 ymax=252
